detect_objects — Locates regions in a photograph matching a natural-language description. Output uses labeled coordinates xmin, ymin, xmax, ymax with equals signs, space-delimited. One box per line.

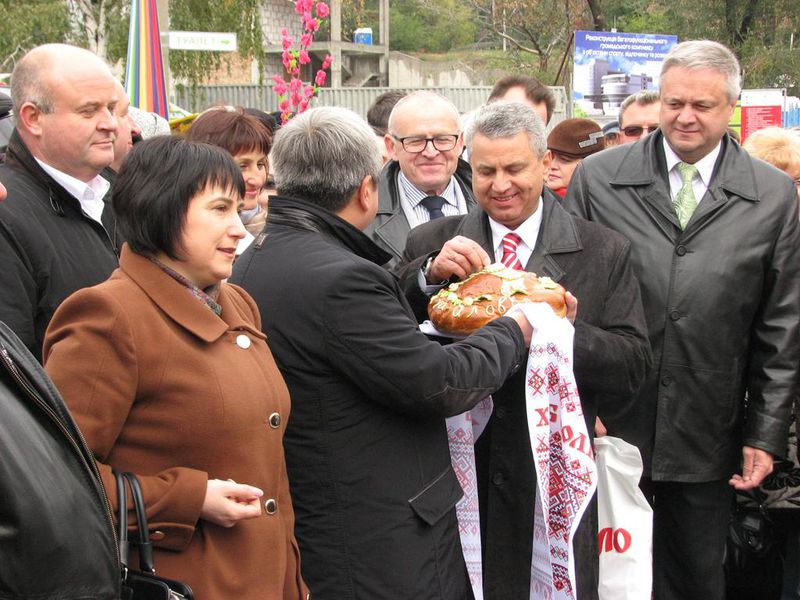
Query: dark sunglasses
xmin=621 ymin=124 xmax=659 ymax=138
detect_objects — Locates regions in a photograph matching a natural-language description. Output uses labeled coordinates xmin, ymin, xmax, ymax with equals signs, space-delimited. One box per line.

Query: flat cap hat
xmin=547 ymin=118 xmax=605 ymax=158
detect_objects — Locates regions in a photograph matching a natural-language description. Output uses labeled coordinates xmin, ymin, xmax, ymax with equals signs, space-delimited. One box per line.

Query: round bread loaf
xmin=428 ymin=263 xmax=567 ymax=335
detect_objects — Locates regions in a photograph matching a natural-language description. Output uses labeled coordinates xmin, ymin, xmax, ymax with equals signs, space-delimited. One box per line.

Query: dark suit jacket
xmin=396 ymin=193 xmax=651 ymax=600
xmin=366 ymin=158 xmax=477 ymax=268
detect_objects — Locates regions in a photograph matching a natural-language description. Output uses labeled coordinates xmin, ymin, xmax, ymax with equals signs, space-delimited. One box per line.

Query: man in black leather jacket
xmin=0 ymin=315 xmax=119 ymax=597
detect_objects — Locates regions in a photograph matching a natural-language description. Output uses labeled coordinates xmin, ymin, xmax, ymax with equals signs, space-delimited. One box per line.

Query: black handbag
xmin=724 ymin=502 xmax=784 ymax=600
xmin=115 ymin=470 xmax=195 ymax=600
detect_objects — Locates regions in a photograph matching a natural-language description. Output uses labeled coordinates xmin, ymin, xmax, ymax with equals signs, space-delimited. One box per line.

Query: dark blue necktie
xmin=420 ymin=195 xmax=446 ymax=220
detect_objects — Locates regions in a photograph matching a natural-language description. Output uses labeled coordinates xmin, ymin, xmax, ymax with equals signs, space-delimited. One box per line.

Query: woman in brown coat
xmin=43 ymin=136 xmax=308 ymax=599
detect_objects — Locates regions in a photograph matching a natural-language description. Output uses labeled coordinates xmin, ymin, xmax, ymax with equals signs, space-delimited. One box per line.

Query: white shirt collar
xmin=662 ymin=138 xmax=721 ymax=188
xmin=35 ymin=158 xmax=110 ymax=224
xmin=398 ymin=171 xmax=458 ymax=207
xmin=487 ymin=199 xmax=544 ymax=266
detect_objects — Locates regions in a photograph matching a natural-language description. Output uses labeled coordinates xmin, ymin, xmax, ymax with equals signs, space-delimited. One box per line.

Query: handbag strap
xmin=114 ymin=469 xmax=130 ymax=570
xmin=122 ymin=471 xmax=157 ymax=574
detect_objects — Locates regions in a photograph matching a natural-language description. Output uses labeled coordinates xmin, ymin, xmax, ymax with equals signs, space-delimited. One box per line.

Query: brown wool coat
xmin=43 ymin=245 xmax=308 ymax=600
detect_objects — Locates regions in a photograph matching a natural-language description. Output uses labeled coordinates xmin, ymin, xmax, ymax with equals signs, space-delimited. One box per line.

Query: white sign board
xmin=169 ymin=31 xmax=237 ymax=52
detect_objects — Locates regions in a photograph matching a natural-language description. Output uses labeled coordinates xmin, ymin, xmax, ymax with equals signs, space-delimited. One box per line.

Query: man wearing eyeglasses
xmin=366 ymin=90 xmax=477 ymax=268
xmin=618 ymin=90 xmax=661 ymax=144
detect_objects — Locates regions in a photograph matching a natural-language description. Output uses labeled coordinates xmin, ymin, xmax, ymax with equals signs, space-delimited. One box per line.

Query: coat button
xmin=675 ymin=245 xmax=687 ymax=256
xmin=236 ymin=334 xmax=251 ymax=349
xmin=492 ymin=472 xmax=505 ymax=486
xmin=268 ymin=412 xmax=281 ymax=428
xmin=661 ymin=375 xmax=672 ymax=386
xmin=265 ymin=498 xmax=277 ymax=514
xmin=495 ymin=406 xmax=507 ymax=419
xmin=150 ymin=530 xmax=165 ymax=541
xmin=669 ymin=310 xmax=681 ymax=321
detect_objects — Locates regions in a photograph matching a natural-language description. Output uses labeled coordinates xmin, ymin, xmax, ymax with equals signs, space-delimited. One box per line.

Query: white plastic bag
xmin=595 ymin=436 xmax=653 ymax=600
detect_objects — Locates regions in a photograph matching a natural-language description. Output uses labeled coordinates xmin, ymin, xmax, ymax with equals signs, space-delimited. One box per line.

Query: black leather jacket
xmin=566 ymin=132 xmax=800 ymax=481
xmin=0 ymin=321 xmax=120 ymax=598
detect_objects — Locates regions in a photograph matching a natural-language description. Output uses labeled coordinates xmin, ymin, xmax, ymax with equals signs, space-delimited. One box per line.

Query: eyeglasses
xmin=621 ymin=124 xmax=659 ymax=138
xmin=392 ymin=134 xmax=459 ymax=153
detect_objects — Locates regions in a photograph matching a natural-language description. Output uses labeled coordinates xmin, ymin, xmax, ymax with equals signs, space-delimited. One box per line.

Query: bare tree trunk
xmin=67 ymin=0 xmax=108 ymax=60
xmin=585 ymin=0 xmax=605 ymax=31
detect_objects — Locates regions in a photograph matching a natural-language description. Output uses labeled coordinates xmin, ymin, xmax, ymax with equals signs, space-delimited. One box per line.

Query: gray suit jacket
xmin=366 ymin=158 xmax=477 ymax=268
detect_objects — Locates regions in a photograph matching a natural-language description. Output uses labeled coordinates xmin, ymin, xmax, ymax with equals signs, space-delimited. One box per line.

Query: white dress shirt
xmin=487 ymin=200 xmax=544 ymax=268
xmin=36 ymin=159 xmax=110 ymax=225
xmin=397 ymin=171 xmax=468 ymax=228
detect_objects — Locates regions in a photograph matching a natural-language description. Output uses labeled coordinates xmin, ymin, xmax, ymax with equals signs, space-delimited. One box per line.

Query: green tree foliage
xmin=168 ymin=0 xmax=265 ymax=85
xmin=389 ymin=0 xmax=475 ymax=53
xmin=602 ymin=0 xmax=800 ymax=94
xmin=0 ymin=0 xmax=72 ymax=71
xmin=0 ymin=0 xmax=265 ymax=86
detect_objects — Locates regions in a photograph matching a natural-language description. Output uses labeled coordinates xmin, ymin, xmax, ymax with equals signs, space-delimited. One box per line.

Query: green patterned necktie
xmin=674 ymin=162 xmax=698 ymax=229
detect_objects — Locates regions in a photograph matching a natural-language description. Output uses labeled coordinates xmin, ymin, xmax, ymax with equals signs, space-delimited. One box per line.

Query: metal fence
xmin=173 ymin=85 xmax=569 ymax=124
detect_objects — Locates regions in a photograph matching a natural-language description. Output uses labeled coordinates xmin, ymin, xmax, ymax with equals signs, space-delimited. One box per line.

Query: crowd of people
xmin=1 ymin=37 xmax=799 ymax=600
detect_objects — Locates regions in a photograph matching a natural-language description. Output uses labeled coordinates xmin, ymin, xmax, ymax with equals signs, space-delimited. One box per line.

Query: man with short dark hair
xmin=0 ymin=43 xmax=122 ymax=360
xmin=396 ymin=101 xmax=650 ymax=600
xmin=617 ymin=90 xmax=660 ymax=143
xmin=566 ymin=40 xmax=800 ymax=600
xmin=366 ymin=89 xmax=406 ymax=164
xmin=488 ymin=74 xmax=556 ymax=125
xmin=366 ymin=90 xmax=476 ymax=268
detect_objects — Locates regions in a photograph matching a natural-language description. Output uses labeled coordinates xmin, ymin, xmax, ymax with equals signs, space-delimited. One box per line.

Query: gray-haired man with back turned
xmin=231 ymin=106 xmax=537 ymax=600
xmin=565 ymin=40 xmax=800 ymax=600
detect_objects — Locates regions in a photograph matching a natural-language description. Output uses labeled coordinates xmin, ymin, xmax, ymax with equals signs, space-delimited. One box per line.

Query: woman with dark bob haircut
xmin=42 ymin=135 xmax=309 ymax=599
xmin=186 ymin=106 xmax=273 ymax=237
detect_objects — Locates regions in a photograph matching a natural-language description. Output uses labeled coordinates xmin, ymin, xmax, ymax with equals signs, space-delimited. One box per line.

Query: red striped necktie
xmin=501 ymin=232 xmax=524 ymax=270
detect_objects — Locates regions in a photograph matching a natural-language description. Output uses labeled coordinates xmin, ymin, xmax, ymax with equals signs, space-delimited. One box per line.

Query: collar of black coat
xmin=268 ymin=195 xmax=393 ymax=266
xmin=3 ymin=129 xmax=89 ymax=216
xmin=606 ymin=130 xmax=758 ymax=202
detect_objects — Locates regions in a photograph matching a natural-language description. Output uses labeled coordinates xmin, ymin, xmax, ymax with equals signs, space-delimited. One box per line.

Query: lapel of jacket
xmin=610 ymin=132 xmax=682 ymax=239
xmin=119 ymin=246 xmax=264 ymax=343
xmin=684 ymin=136 xmax=758 ymax=234
xmin=525 ymin=192 xmax=581 ymax=283
xmin=374 ymin=161 xmax=411 ymax=258
xmin=458 ymin=209 xmax=494 ymax=256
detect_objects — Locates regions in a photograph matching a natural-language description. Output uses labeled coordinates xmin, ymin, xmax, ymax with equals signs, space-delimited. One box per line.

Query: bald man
xmin=0 ymin=44 xmax=122 ymax=360
xmin=365 ymin=91 xmax=477 ymax=268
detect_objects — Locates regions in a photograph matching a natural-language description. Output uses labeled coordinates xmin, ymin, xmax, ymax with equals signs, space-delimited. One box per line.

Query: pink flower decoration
xmin=294 ymin=0 xmax=312 ymax=14
xmin=273 ymin=80 xmax=288 ymax=96
xmin=273 ymin=0 xmax=332 ymax=121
